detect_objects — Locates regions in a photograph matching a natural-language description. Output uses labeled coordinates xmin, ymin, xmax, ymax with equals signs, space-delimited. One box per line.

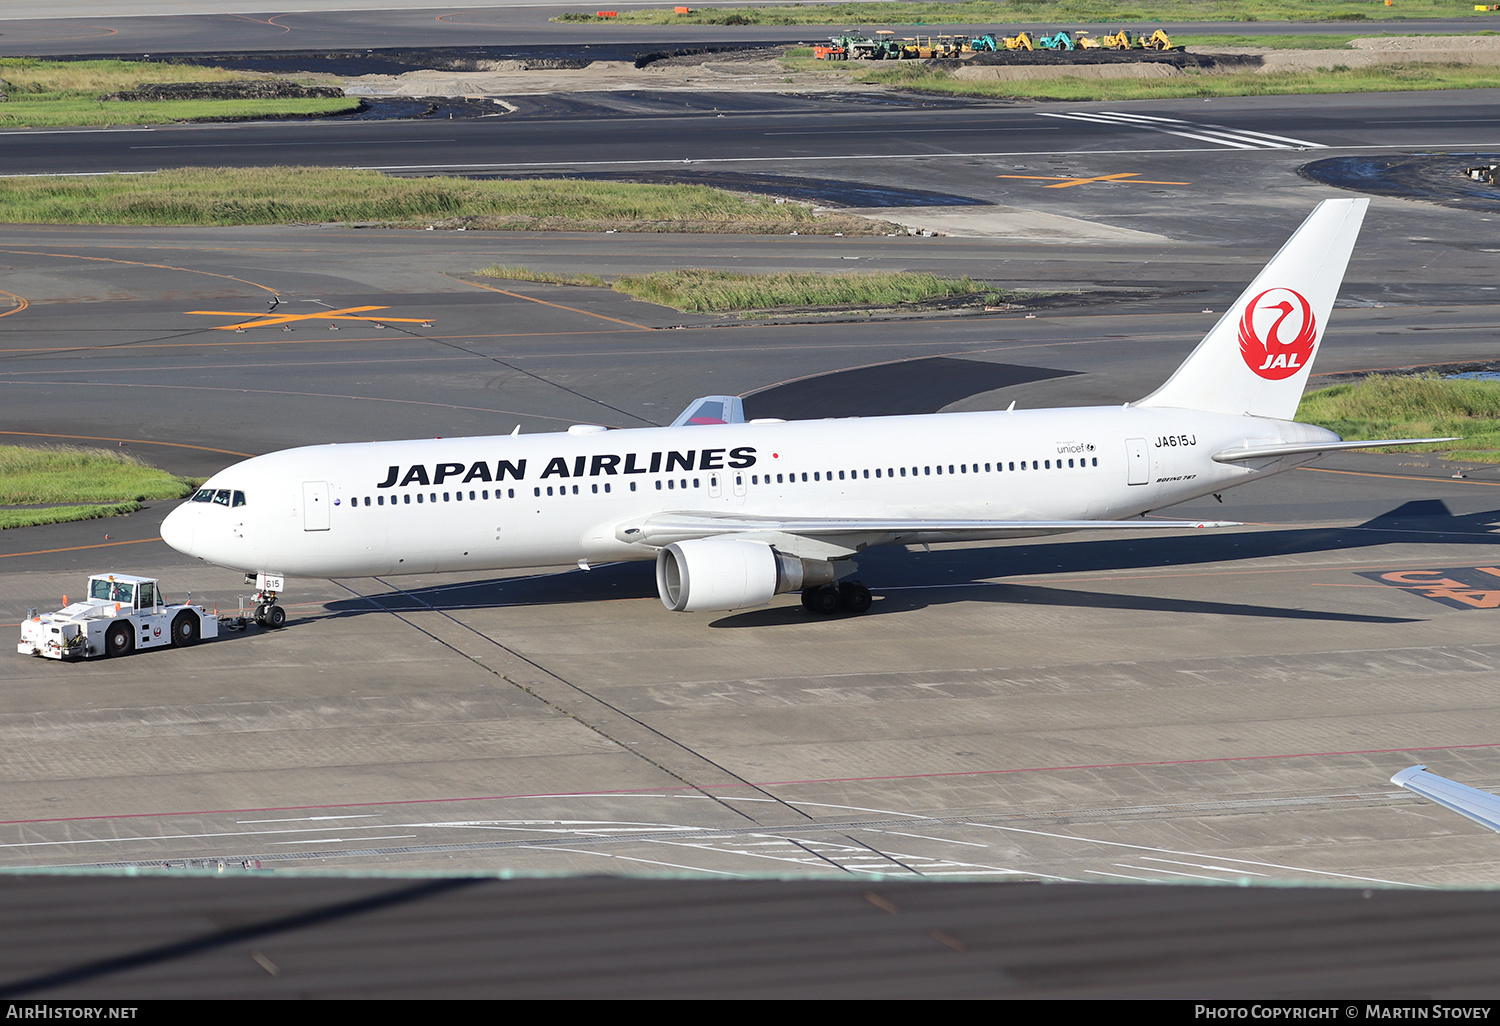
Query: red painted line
xmin=3 ymin=742 xmax=1494 ymax=829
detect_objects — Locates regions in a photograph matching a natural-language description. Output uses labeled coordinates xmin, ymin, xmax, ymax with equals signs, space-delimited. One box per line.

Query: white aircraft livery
xmin=160 ymin=198 xmax=1450 ymax=622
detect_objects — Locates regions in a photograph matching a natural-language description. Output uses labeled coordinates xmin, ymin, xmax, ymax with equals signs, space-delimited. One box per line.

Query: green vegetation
xmin=477 ymin=265 xmax=1007 ymax=312
xmin=0 ymin=445 xmax=195 ymax=530
xmin=0 ymin=502 xmax=143 ymax=531
xmin=0 ymin=58 xmax=358 ymax=128
xmin=847 ymin=60 xmax=1500 ymax=101
xmin=478 ymin=266 xmax=608 ymax=287
xmin=1296 ymin=374 xmax=1500 ymax=462
xmin=1176 ymin=34 xmax=1362 ymax=48
xmin=554 ymin=1 xmax=1492 ymax=26
xmin=0 ymin=168 xmax=887 ymax=233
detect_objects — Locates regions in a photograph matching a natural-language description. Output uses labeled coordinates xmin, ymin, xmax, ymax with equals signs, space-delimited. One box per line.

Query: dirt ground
xmin=332 ymin=36 xmax=1500 ymax=98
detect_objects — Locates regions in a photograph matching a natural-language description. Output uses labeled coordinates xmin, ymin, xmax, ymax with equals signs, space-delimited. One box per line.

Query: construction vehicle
xmin=1140 ymin=29 xmax=1177 ymax=51
xmin=1004 ymin=31 xmax=1034 ymax=51
xmin=18 ymin=573 xmax=221 ymax=661
xmin=1037 ymin=31 xmax=1076 ymax=51
xmin=1100 ymin=29 xmax=1134 ymax=49
xmin=970 ymin=34 xmax=999 ymax=52
xmin=1073 ymin=31 xmax=1101 ymax=49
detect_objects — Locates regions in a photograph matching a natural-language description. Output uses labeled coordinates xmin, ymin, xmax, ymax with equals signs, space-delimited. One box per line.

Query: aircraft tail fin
xmin=1138 ymin=198 xmax=1368 ymax=421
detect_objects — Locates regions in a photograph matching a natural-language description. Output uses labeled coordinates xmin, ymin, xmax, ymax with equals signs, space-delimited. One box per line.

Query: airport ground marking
xmin=0 ymin=536 xmax=162 ymax=561
xmin=5 ymin=743 xmax=1498 ymax=829
xmin=0 ymin=248 xmax=279 ymax=296
xmin=1299 ymin=466 xmax=1500 ymax=487
xmin=0 ymin=289 xmax=27 ymax=320
xmin=995 ymin=171 xmax=1190 ymax=189
xmin=0 ymin=430 xmax=254 ymax=457
xmin=185 ymin=305 xmax=436 ymax=330
xmin=457 ymin=276 xmax=654 ymax=331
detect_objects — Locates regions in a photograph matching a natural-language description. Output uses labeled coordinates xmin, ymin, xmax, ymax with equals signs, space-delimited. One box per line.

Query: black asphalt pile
xmin=100 ymin=81 xmax=347 ymax=102
xmin=1300 ymin=152 xmax=1500 ymax=215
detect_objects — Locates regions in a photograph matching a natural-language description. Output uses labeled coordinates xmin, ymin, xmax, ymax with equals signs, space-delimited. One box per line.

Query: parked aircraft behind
xmin=1392 ymin=765 xmax=1500 ymax=835
xmin=161 ymin=198 xmax=1450 ymax=622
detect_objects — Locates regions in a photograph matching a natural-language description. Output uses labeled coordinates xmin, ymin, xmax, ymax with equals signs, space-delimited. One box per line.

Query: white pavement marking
xmin=969 ymin=822 xmax=1426 ymax=887
xmin=1038 ymin=111 xmax=1327 ymax=150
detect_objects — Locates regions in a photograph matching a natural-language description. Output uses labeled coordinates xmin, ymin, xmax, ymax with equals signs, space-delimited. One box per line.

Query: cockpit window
xmin=192 ymin=489 xmax=214 ymax=503
xmin=232 ymin=491 xmax=246 ymax=507
xmin=213 ymin=489 xmax=231 ymax=506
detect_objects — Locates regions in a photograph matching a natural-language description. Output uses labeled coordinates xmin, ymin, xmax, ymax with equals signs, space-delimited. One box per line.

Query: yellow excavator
xmin=1004 ymin=31 xmax=1034 ymax=50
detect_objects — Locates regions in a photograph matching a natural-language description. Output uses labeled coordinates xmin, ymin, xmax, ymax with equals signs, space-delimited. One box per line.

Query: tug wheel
xmin=104 ymin=620 xmax=134 ymax=657
xmin=170 ymin=611 xmax=200 ymax=648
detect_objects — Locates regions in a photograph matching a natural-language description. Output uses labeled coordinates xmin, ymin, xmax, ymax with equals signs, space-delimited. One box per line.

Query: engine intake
xmin=656 ymin=539 xmax=835 ymax=612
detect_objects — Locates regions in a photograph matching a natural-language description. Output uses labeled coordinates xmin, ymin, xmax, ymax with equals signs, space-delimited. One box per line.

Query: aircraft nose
xmin=160 ymin=504 xmax=194 ymax=555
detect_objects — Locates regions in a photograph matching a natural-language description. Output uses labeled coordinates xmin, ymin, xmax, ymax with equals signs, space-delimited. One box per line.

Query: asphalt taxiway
xmin=3 ymin=195 xmax=1500 ymax=887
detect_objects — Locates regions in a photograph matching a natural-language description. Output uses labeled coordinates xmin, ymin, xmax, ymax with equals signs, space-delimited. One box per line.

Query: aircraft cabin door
xmin=1125 ymin=439 xmax=1149 ymax=486
xmin=303 ymin=481 xmax=331 ymax=531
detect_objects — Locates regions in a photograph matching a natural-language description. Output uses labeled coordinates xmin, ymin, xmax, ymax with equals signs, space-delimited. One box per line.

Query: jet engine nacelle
xmin=655 ymin=539 xmax=836 ymax=612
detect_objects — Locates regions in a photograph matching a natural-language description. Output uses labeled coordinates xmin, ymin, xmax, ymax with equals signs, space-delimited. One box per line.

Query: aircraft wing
xmin=1212 ymin=437 xmax=1459 ymax=463
xmin=1391 ymin=765 xmax=1500 ymax=834
xmin=670 ymin=395 xmax=746 ymax=427
xmin=619 ymin=512 xmax=1240 ymax=546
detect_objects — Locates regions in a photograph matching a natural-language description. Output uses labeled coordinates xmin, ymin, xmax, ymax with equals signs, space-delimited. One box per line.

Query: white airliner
xmin=161 ymin=198 xmax=1450 ymax=622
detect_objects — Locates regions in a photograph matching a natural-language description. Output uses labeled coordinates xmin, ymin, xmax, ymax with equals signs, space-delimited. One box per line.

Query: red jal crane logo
xmin=1239 ymin=288 xmax=1316 ymax=381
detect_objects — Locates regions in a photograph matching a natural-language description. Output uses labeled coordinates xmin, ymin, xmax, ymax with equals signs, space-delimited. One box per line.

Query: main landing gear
xmin=801 ymin=581 xmax=873 ymax=616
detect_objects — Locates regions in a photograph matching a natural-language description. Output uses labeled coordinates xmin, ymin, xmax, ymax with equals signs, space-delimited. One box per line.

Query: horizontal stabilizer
xmin=619 ymin=513 xmax=1239 ymax=546
xmin=1391 ymin=765 xmax=1500 ymax=834
xmin=670 ymin=395 xmax=746 ymax=427
xmin=1212 ymin=437 xmax=1459 ymax=463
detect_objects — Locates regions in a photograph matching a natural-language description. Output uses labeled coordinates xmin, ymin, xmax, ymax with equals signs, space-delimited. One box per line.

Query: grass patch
xmin=1296 ymin=374 xmax=1500 ymax=462
xmin=850 ymin=60 xmax=1500 ymax=101
xmin=477 ymin=265 xmax=608 ymax=287
xmin=554 ymin=1 xmax=1493 ymax=26
xmin=0 ymin=167 xmax=889 ymax=234
xmin=0 ymin=57 xmax=359 ymax=127
xmin=1177 ymin=34 xmax=1362 ymax=49
xmin=0 ymin=97 xmax=357 ymax=129
xmin=479 ymin=265 xmax=1007 ymax=312
xmin=0 ymin=502 xmax=143 ymax=531
xmin=0 ymin=445 xmax=194 ymax=504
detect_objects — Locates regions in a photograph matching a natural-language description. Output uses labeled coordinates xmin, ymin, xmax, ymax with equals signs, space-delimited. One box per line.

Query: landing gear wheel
xmin=801 ymin=585 xmax=841 ymax=615
xmin=265 ymin=605 xmax=286 ymax=629
xmin=104 ymin=620 xmax=134 ymax=657
xmin=838 ymin=582 xmax=873 ymax=614
xmin=170 ymin=611 xmax=200 ymax=647
xmin=252 ymin=604 xmax=267 ymax=627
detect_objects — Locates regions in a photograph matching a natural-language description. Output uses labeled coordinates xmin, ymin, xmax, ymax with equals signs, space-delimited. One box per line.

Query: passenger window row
xmin=749 ymin=458 xmax=1099 ymax=485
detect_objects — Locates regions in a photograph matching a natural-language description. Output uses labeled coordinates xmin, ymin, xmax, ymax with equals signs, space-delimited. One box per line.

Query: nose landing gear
xmin=250 ymin=588 xmax=286 ymax=629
